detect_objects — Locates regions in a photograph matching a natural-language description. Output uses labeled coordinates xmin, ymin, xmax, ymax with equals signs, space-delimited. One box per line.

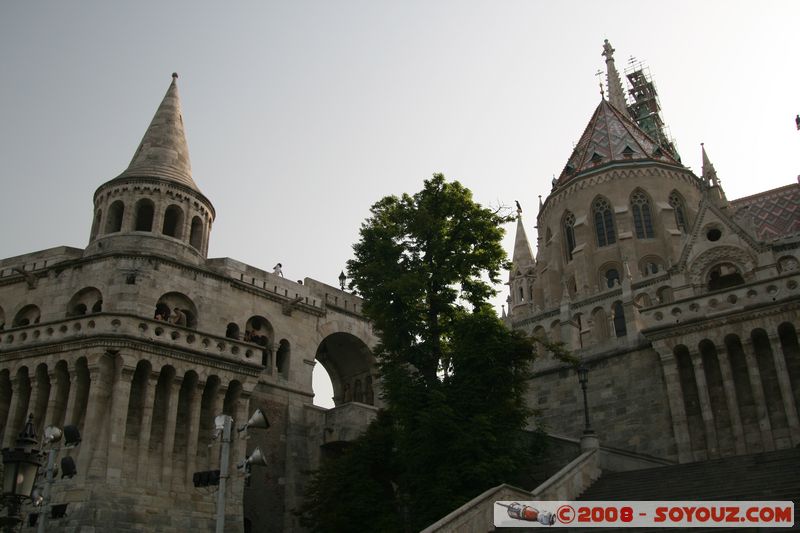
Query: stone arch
xmin=0 ymin=369 xmax=11 ymax=445
xmin=13 ymin=304 xmax=40 ymax=327
xmin=124 ymin=359 xmax=152 ymax=479
xmin=225 ymin=322 xmax=241 ymax=340
xmin=639 ymin=255 xmax=665 ymax=277
xmin=688 ymin=246 xmax=755 ymax=288
xmin=777 ymin=323 xmax=800 ymax=415
xmin=599 ymin=262 xmax=622 ymax=289
xmin=707 ymin=262 xmax=745 ymax=292
xmin=669 ymin=190 xmax=689 ymax=233
xmin=155 ymin=292 xmax=198 ymax=328
xmin=276 ymin=339 xmax=291 ymax=379
xmin=162 ymin=204 xmax=185 ymax=239
xmin=189 ymin=216 xmax=204 ymax=250
xmin=634 ymin=292 xmax=652 ymax=308
xmin=611 ymin=301 xmax=626 ymax=337
xmin=315 ymin=332 xmax=374 ymax=406
xmin=656 ymin=285 xmax=674 ymax=304
xmin=591 ymin=307 xmax=609 ymax=342
xmin=134 ymin=198 xmax=155 ymax=232
xmin=245 ymin=315 xmax=273 ymax=347
xmin=105 ymin=200 xmax=124 ymax=234
xmin=223 ymin=380 xmax=242 ymax=416
xmin=149 ymin=365 xmax=177 ymax=480
xmin=67 ymin=287 xmax=103 ymax=317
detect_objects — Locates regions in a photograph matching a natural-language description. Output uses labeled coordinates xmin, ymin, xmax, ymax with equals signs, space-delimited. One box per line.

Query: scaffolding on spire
xmin=624 ymin=57 xmax=680 ymax=161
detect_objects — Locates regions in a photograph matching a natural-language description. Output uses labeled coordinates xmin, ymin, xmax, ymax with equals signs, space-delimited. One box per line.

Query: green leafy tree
xmin=301 ymin=174 xmax=564 ymax=531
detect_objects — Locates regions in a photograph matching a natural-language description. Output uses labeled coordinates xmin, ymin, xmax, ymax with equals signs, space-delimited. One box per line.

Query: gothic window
xmin=134 ymin=199 xmax=155 ymax=232
xmin=669 ymin=191 xmax=688 ymax=234
xmin=612 ymin=301 xmax=627 ymax=337
xmin=518 ymin=285 xmax=525 ymax=303
xmin=563 ymin=211 xmax=576 ymax=261
xmin=105 ymin=201 xmax=124 ymax=234
xmin=592 ymin=197 xmax=616 ymax=247
xmin=630 ymin=190 xmax=655 ymax=239
xmin=162 ymin=205 xmax=184 ymax=238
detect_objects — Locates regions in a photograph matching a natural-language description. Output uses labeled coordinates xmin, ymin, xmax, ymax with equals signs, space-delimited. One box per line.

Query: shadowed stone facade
xmin=0 ymin=75 xmax=379 ymax=532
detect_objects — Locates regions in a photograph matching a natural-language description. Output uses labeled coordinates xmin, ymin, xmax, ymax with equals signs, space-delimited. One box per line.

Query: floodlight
xmin=43 ymin=427 xmax=62 ymax=445
xmin=237 ymin=409 xmax=269 ymax=433
xmin=238 ymin=447 xmax=267 ymax=470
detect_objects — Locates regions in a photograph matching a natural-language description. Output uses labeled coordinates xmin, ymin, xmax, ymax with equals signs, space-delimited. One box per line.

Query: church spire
xmin=115 ymin=73 xmax=199 ymax=191
xmin=701 ymin=143 xmax=719 ymax=187
xmin=602 ymin=39 xmax=628 ymax=113
xmin=511 ymin=209 xmax=535 ymax=268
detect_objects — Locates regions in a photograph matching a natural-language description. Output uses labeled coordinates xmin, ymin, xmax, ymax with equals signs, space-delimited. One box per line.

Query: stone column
xmin=657 ymin=347 xmax=693 ymax=463
xmin=768 ymin=333 xmax=800 ymax=446
xmin=3 ymin=375 xmax=26 ymax=447
xmin=44 ymin=369 xmax=69 ymax=429
xmin=79 ymin=361 xmax=114 ymax=480
xmin=136 ymin=370 xmax=159 ymax=485
xmin=28 ymin=371 xmax=46 ymax=437
xmin=185 ymin=380 xmax=204 ymax=487
xmin=689 ymin=350 xmax=719 ymax=458
xmin=106 ymin=366 xmax=134 ymax=484
xmin=742 ymin=339 xmax=775 ymax=451
xmin=715 ymin=345 xmax=747 ymax=455
xmin=160 ymin=375 xmax=183 ymax=487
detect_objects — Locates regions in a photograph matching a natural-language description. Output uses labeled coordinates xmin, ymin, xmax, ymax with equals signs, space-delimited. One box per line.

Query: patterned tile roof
xmin=730 ymin=182 xmax=800 ymax=242
xmin=557 ymin=99 xmax=682 ymax=185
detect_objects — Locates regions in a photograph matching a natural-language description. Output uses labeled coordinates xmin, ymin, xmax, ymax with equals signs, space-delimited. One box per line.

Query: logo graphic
xmin=496 ymin=502 xmax=556 ymax=526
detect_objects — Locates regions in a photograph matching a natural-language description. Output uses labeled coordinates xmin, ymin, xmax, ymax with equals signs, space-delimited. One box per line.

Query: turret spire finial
xmin=602 ymin=39 xmax=628 ymax=112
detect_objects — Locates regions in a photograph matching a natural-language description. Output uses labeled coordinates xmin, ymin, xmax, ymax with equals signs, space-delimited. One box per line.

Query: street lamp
xmin=577 ymin=364 xmax=593 ymax=434
xmin=208 ymin=409 xmax=269 ymax=533
xmin=1 ymin=415 xmax=42 ymax=531
xmin=338 ymin=271 xmax=346 ymax=291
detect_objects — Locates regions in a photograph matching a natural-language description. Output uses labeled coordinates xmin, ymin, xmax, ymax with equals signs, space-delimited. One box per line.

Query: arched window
xmin=630 ymin=190 xmax=655 ymax=239
xmin=225 ymin=323 xmax=240 ymax=340
xmin=276 ymin=339 xmax=290 ymax=378
xmin=563 ymin=211 xmax=576 ymax=261
xmin=669 ymin=191 xmax=688 ymax=234
xmin=189 ymin=216 xmax=204 ymax=250
xmin=134 ymin=199 xmax=155 ymax=232
xmin=105 ymin=201 xmax=124 ymax=234
xmin=67 ymin=287 xmax=103 ymax=317
xmin=612 ymin=301 xmax=627 ymax=337
xmin=708 ymin=263 xmax=745 ymax=291
xmin=605 ymin=268 xmax=620 ymax=288
xmin=162 ymin=205 xmax=184 ymax=238
xmin=13 ymin=304 xmax=40 ymax=327
xmin=592 ymin=197 xmax=616 ymax=247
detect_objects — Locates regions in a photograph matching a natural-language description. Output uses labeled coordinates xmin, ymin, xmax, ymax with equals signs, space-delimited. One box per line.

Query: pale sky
xmin=1 ymin=1 xmax=798 ymax=407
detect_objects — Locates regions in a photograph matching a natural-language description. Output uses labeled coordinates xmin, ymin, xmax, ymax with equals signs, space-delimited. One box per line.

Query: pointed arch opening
xmin=592 ymin=196 xmax=616 ymax=247
xmin=276 ymin=339 xmax=291 ymax=379
xmin=562 ymin=211 xmax=576 ymax=261
xmin=162 ymin=205 xmax=185 ymax=238
xmin=669 ymin=190 xmax=689 ymax=233
xmin=612 ymin=301 xmax=626 ymax=337
xmin=630 ymin=189 xmax=655 ymax=239
xmin=134 ymin=199 xmax=155 ymax=232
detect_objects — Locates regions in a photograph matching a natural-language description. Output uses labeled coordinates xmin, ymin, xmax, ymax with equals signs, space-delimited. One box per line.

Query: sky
xmin=1 ymin=1 xmax=799 ymax=407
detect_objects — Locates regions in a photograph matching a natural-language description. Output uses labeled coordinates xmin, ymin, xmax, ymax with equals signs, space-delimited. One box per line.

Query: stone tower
xmin=0 ymin=75 xmax=380 ymax=531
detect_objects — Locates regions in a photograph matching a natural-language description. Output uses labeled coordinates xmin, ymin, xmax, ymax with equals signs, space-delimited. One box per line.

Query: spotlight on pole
xmin=237 ymin=409 xmax=270 ymax=433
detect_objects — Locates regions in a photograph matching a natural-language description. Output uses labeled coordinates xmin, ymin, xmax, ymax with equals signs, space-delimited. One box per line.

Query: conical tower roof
xmin=511 ymin=214 xmax=535 ymax=269
xmin=556 ymin=99 xmax=682 ymax=186
xmin=115 ymin=73 xmax=199 ymax=191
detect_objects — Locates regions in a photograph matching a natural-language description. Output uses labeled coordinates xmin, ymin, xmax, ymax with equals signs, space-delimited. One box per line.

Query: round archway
xmin=315 ymin=332 xmax=375 ymax=407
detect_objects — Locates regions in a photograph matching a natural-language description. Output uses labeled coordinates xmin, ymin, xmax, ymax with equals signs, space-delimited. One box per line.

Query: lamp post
xmin=210 ymin=409 xmax=269 ymax=533
xmin=1 ymin=415 xmax=42 ymax=532
xmin=577 ymin=364 xmax=593 ymax=434
xmin=338 ymin=271 xmax=346 ymax=291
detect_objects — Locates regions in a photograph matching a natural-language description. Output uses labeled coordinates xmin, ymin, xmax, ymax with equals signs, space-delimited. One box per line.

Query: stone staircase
xmin=578 ymin=447 xmax=800 ymax=531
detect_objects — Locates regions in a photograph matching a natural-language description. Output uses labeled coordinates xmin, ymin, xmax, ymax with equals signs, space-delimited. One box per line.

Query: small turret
xmin=702 ymin=143 xmax=728 ymax=208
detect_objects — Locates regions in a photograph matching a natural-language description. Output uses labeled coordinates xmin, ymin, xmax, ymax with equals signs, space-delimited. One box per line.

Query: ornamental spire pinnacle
xmin=115 ymin=73 xmax=199 ymax=191
xmin=602 ymin=39 xmax=628 ymax=113
xmin=701 ymin=143 xmax=719 ymax=187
